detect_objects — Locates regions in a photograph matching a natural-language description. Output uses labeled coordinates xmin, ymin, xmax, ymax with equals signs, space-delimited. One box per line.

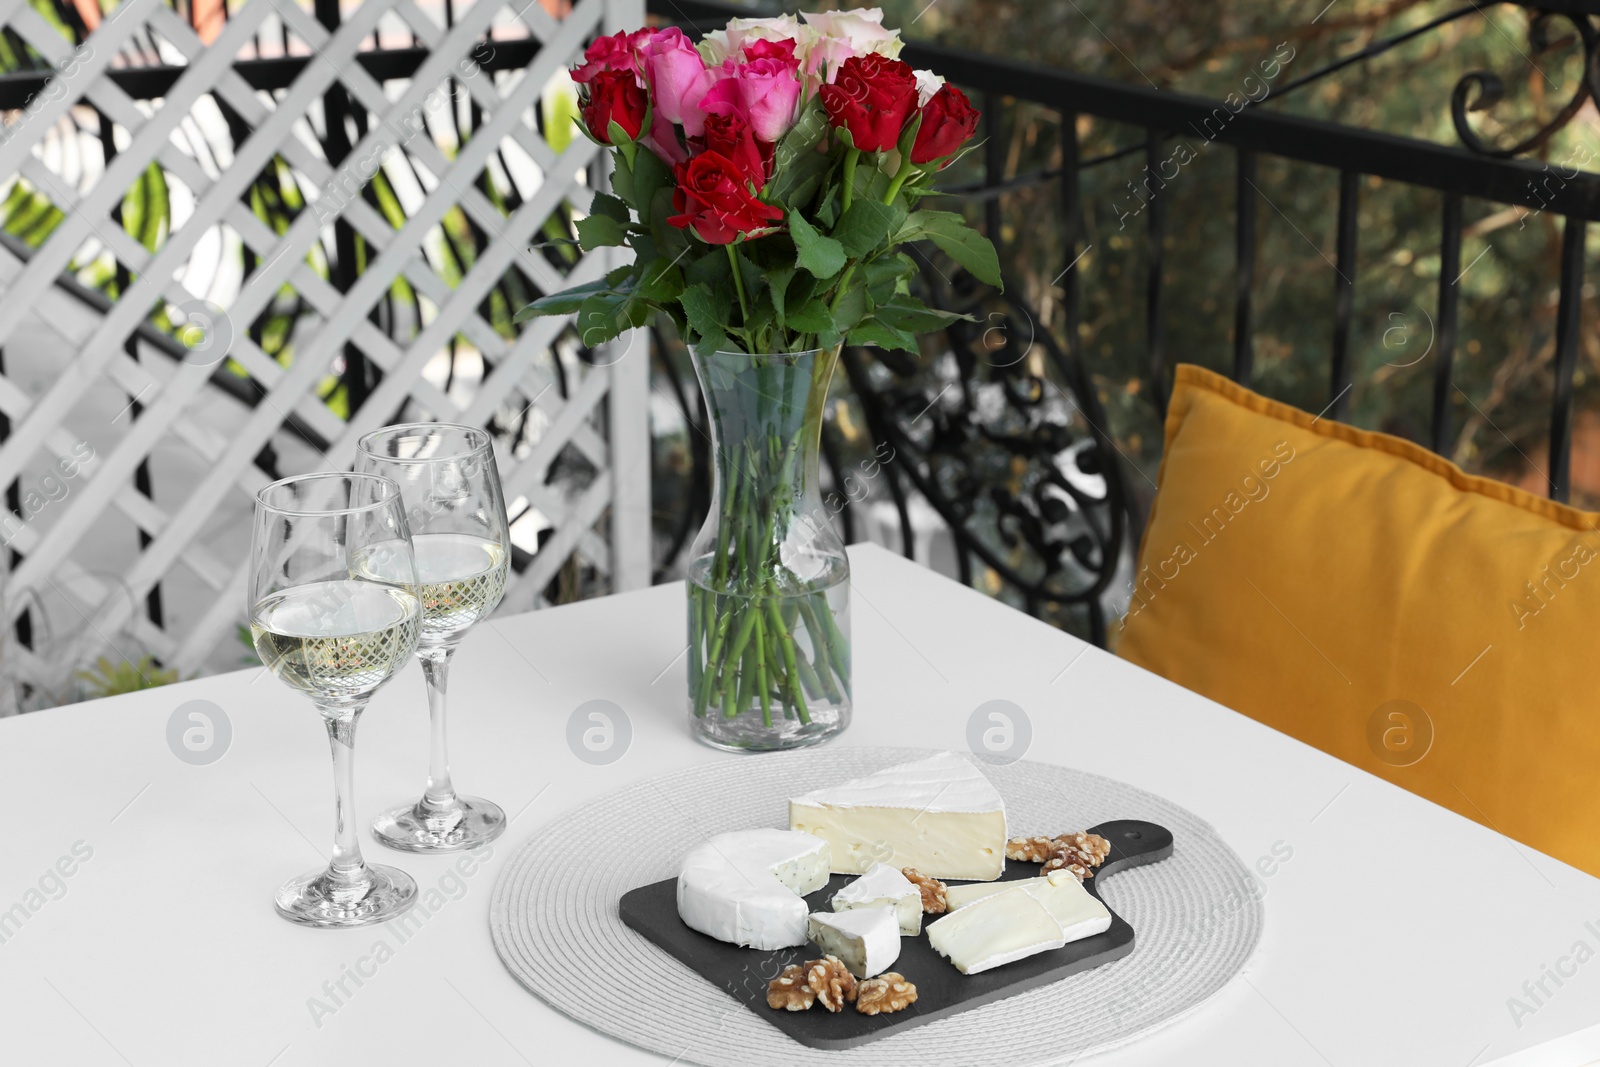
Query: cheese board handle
xmin=1087 ymin=819 xmax=1174 ymax=879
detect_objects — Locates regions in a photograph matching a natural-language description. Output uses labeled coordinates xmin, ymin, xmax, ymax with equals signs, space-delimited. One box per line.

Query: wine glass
xmin=355 ymin=423 xmax=511 ymax=853
xmin=249 ymin=472 xmax=422 ymax=927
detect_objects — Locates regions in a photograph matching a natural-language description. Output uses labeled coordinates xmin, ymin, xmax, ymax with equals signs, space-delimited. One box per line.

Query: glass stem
xmin=320 ymin=703 xmax=368 ymax=886
xmin=419 ymin=645 xmax=459 ymax=813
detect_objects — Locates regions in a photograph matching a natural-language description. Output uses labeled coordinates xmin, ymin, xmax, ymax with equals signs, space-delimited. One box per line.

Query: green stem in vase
xmin=798 ymin=595 xmax=846 ymax=702
xmin=764 ymin=590 xmax=811 ymax=725
xmin=753 ymin=613 xmax=772 ymax=728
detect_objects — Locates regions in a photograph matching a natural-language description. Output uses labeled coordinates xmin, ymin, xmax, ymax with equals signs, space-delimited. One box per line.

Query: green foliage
xmin=75 ymin=656 xmax=179 ymax=699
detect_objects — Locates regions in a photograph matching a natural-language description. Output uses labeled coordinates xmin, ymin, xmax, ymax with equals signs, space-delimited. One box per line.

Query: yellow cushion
xmin=1118 ymin=364 xmax=1600 ymax=876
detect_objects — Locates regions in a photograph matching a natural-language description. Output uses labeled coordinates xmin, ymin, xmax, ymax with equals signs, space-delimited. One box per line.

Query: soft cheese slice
xmin=925 ymin=885 xmax=1065 ymax=974
xmin=1021 ymin=870 xmax=1113 ymax=942
xmin=831 ymin=862 xmax=923 ymax=935
xmin=789 ymin=752 xmax=1007 ymax=880
xmin=677 ymin=829 xmax=831 ymax=950
xmin=807 ymin=908 xmax=901 ymax=978
xmin=944 ymin=879 xmax=1018 ymax=910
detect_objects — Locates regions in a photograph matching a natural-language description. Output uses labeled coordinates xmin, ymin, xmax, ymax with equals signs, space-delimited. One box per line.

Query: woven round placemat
xmin=489 ymin=747 xmax=1263 ymax=1065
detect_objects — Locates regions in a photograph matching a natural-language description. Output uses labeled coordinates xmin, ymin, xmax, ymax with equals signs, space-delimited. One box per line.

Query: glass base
xmin=371 ymin=795 xmax=506 ymax=853
xmin=274 ymin=864 xmax=417 ymax=928
xmin=692 ymin=706 xmax=850 ymax=753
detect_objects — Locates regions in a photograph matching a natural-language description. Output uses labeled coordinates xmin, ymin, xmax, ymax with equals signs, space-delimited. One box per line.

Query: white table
xmin=2 ymin=544 xmax=1597 ymax=1066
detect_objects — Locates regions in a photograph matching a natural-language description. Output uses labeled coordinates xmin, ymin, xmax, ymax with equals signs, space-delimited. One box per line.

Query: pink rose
xmin=572 ymin=28 xmax=653 ymax=84
xmin=645 ymin=107 xmax=689 ymax=166
xmin=641 ymin=27 xmax=716 ymax=138
xmin=699 ymin=57 xmax=802 ymax=143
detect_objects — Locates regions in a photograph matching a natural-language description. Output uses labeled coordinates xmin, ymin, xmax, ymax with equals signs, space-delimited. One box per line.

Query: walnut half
xmin=1005 ymin=835 xmax=1060 ymax=863
xmin=766 ymin=964 xmax=814 ymax=1011
xmin=803 ymin=955 xmax=858 ymax=1012
xmin=856 ymin=973 xmax=918 ymax=1015
xmin=901 ymin=867 xmax=948 ymax=914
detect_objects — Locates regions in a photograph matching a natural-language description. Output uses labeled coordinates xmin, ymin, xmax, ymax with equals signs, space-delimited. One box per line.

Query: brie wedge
xmin=831 ymin=862 xmax=923 ymax=935
xmin=676 ymin=829 xmax=830 ymax=950
xmin=807 ymin=908 xmax=901 ymax=978
xmin=789 ymin=752 xmax=1007 ymax=880
xmin=925 ymin=885 xmax=1065 ymax=974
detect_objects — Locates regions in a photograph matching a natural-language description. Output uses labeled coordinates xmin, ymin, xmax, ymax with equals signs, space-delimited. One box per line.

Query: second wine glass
xmin=356 ymin=423 xmax=511 ymax=853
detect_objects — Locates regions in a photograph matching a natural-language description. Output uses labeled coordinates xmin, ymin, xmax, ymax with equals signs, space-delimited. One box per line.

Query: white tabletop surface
xmin=2 ymin=543 xmax=1597 ymax=1067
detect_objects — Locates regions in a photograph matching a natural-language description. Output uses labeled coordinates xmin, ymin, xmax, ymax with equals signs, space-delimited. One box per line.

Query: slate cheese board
xmin=618 ymin=819 xmax=1174 ymax=1051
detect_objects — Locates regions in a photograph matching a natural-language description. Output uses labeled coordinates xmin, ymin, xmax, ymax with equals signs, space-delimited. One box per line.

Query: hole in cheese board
xmin=617 ymin=817 xmax=1175 ymax=1051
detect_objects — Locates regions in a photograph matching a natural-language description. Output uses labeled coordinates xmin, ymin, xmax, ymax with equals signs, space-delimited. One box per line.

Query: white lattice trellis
xmin=0 ymin=0 xmax=650 ymax=704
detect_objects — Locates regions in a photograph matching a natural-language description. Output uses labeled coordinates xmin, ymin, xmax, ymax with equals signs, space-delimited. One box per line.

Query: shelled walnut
xmin=803 ymin=956 xmax=857 ymax=1012
xmin=766 ymin=964 xmax=815 ymax=1011
xmin=901 ymin=867 xmax=948 ymax=914
xmin=856 ymin=973 xmax=918 ymax=1015
xmin=1005 ymin=835 xmax=1060 ymax=863
xmin=1060 ymin=831 xmax=1112 ymax=866
xmin=1008 ymin=831 xmax=1112 ymax=878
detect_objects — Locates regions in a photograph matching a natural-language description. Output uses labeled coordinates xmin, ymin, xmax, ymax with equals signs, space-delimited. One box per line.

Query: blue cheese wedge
xmin=807 ymin=908 xmax=901 ymax=978
xmin=789 ymin=752 xmax=1007 ymax=880
xmin=676 ymin=829 xmax=830 ymax=950
xmin=831 ymin=862 xmax=923 ymax=935
xmin=925 ymin=885 xmax=1066 ymax=974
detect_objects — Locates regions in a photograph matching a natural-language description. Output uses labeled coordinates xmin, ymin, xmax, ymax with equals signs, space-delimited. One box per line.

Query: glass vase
xmin=687 ymin=346 xmax=851 ymax=751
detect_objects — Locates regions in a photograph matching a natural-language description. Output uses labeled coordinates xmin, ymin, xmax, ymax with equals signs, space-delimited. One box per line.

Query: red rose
xmin=667 ymin=151 xmax=784 ymax=245
xmin=818 ymin=54 xmax=918 ymax=153
xmin=703 ymin=112 xmax=775 ymax=188
xmin=582 ymin=69 xmax=647 ymax=144
xmin=911 ymin=84 xmax=981 ymax=166
xmin=572 ymin=28 xmax=653 ymax=84
xmin=741 ymin=37 xmax=799 ymax=71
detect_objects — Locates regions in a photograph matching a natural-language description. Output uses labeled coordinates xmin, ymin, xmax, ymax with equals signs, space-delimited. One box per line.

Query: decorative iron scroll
xmin=1451 ymin=7 xmax=1600 ymax=159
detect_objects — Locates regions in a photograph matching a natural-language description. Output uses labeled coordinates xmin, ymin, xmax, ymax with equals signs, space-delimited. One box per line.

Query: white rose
xmin=698 ymin=29 xmax=732 ymax=66
xmin=704 ymin=16 xmax=812 ymax=66
xmin=914 ymin=69 xmax=945 ymax=106
xmin=801 ymin=7 xmax=904 ymax=60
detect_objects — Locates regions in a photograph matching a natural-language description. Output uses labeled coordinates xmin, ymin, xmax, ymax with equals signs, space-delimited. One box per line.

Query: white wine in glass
xmin=356 ymin=424 xmax=512 ymax=853
xmin=250 ymin=473 xmax=422 ymax=928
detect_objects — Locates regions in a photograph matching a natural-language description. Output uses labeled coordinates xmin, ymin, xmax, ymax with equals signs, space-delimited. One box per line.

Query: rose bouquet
xmin=519 ymin=8 xmax=998 ymax=750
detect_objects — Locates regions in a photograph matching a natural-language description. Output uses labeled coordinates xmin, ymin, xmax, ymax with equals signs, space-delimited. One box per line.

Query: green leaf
xmin=686 ymin=248 xmax=731 ymax=289
xmin=514 ymin=277 xmax=617 ymax=321
xmin=847 ymin=317 xmax=919 ymax=352
xmin=767 ymin=99 xmax=834 ymax=206
xmin=864 ymin=252 xmax=916 ymax=304
xmin=789 ymin=210 xmax=847 ymax=280
xmin=899 ymin=209 xmax=1003 ymax=288
xmin=832 ymin=274 xmax=869 ymax=333
xmin=591 ymin=191 xmax=631 ymax=224
xmin=630 ymin=146 xmax=674 ymax=227
xmin=767 ymin=267 xmax=796 ymax=326
xmin=680 ymin=283 xmax=732 ymax=352
xmin=610 ymin=155 xmax=635 ymax=205
xmin=731 ymin=245 xmax=765 ymax=309
xmin=785 ymin=298 xmax=833 ymax=333
xmin=649 ymin=184 xmax=688 ymax=260
xmin=831 ymin=200 xmax=904 ymax=260
xmin=576 ymin=291 xmax=649 ymax=348
xmin=637 ymin=257 xmax=685 ymax=304
xmin=875 ymin=297 xmax=970 ymax=333
xmin=575 ymin=213 xmax=627 ymax=251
